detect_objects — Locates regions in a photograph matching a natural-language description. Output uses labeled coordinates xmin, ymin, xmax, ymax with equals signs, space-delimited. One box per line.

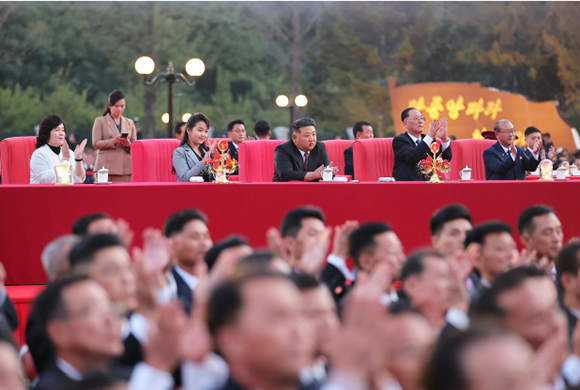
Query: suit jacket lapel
xmin=290 ymin=142 xmax=306 ymax=171
xmin=493 ymin=141 xmax=507 ymax=158
xmin=106 ymin=115 xmax=121 ymax=135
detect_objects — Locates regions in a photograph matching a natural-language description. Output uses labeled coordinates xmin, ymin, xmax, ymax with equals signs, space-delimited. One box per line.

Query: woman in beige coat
xmin=92 ymin=90 xmax=137 ymax=182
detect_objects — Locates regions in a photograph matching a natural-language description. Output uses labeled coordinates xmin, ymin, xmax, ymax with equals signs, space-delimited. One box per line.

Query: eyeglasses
xmin=498 ymin=129 xmax=517 ymax=135
xmin=407 ymin=116 xmax=426 ymax=122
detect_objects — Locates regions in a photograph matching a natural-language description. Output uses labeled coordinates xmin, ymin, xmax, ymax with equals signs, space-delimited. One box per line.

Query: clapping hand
xmin=331 ymin=220 xmax=359 ymax=260
xmin=532 ymin=138 xmax=542 ymax=154
xmin=427 ymin=119 xmax=440 ymax=138
xmin=202 ymin=140 xmax=219 ymax=164
xmin=436 ymin=117 xmax=449 ymax=142
xmin=296 ymin=227 xmax=332 ymax=274
xmin=548 ymin=146 xmax=556 ymax=161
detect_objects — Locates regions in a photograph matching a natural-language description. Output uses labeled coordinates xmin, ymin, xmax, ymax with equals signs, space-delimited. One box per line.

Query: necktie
xmin=303 ymin=152 xmax=309 ymax=171
xmin=416 ymin=139 xmax=420 ymax=147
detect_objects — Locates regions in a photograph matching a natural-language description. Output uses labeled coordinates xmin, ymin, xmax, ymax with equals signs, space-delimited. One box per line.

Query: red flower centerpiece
xmin=417 ymin=139 xmax=451 ymax=183
xmin=205 ymin=140 xmax=239 ymax=183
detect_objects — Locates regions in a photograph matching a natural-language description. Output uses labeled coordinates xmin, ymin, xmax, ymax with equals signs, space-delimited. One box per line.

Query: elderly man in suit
xmin=273 ymin=118 xmax=330 ymax=182
xmin=483 ymin=119 xmax=541 ymax=180
xmin=392 ymin=108 xmax=452 ymax=181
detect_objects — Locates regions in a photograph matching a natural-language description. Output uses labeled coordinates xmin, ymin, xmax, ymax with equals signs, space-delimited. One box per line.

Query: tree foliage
xmin=1 ymin=2 xmax=580 ymax=141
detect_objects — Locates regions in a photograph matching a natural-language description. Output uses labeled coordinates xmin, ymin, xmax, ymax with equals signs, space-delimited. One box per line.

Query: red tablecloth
xmin=1 ymin=181 xmax=579 ymax=285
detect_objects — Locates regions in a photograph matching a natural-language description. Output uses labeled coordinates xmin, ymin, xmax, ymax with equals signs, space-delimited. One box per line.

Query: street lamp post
xmin=276 ymin=94 xmax=308 ymax=130
xmin=135 ymin=56 xmax=205 ymax=138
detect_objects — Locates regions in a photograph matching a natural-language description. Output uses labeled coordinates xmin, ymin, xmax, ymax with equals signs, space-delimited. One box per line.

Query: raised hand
xmin=511 ymin=143 xmax=518 ymax=157
xmin=296 ymin=227 xmax=332 ymax=274
xmin=203 ymin=141 xmax=218 ymax=163
xmin=548 ymin=146 xmax=556 ymax=161
xmin=331 ymin=220 xmax=360 ymax=260
xmin=427 ymin=119 xmax=440 ymax=138
xmin=436 ymin=117 xmax=449 ymax=142
xmin=62 ymin=140 xmax=71 ymax=160
xmin=116 ymin=218 xmax=134 ymax=248
xmin=266 ymin=227 xmax=289 ymax=262
xmin=74 ymin=139 xmax=87 ymax=160
xmin=144 ymin=303 xmax=187 ymax=373
xmin=532 ymin=138 xmax=542 ymax=154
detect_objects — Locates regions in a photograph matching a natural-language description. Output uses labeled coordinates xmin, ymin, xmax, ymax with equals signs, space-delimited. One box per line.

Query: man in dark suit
xmin=556 ymin=242 xmax=580 ymax=343
xmin=392 ymin=249 xmax=470 ymax=334
xmin=208 ymin=273 xmax=318 ymax=390
xmin=227 ymin=119 xmax=247 ymax=174
xmin=273 ymin=118 xmax=330 ymax=182
xmin=163 ymin=209 xmax=213 ymax=315
xmin=393 ymin=108 xmax=452 ymax=181
xmin=483 ymin=119 xmax=541 ymax=180
xmin=463 ymin=222 xmax=515 ymax=306
xmin=344 ymin=121 xmax=374 ymax=178
xmin=321 ymin=222 xmax=404 ymax=306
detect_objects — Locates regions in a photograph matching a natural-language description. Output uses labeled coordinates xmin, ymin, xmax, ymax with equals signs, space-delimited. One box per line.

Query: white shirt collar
xmin=174 ymin=265 xmax=199 ymax=291
xmin=326 ymin=254 xmax=355 ymax=281
xmin=56 ymin=358 xmax=83 ymax=381
xmin=499 ymin=143 xmax=511 ymax=154
xmin=407 ymin=132 xmax=420 ymax=144
xmin=481 ymin=278 xmax=492 ymax=288
xmin=231 ymin=142 xmax=239 ymax=151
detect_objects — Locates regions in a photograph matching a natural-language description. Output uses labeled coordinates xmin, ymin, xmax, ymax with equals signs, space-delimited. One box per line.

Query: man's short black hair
xmin=72 ymin=213 xmax=112 ymax=236
xmin=423 ymin=327 xmax=513 ymax=390
xmin=400 ymin=249 xmax=445 ymax=282
xmin=401 ymin=107 xmax=418 ymax=122
xmin=29 ymin=275 xmax=90 ymax=358
xmin=430 ymin=204 xmax=473 ymax=236
xmin=174 ymin=121 xmax=186 ymax=135
xmin=289 ymin=272 xmax=320 ymax=291
xmin=524 ymin=126 xmax=541 ymax=137
xmin=68 ymin=234 xmax=124 ymax=269
xmin=163 ymin=209 xmax=208 ymax=237
xmin=207 ymin=272 xmax=290 ymax=337
xmin=352 ymin=121 xmax=371 ymax=137
xmin=464 ymin=221 xmax=512 ymax=248
xmin=227 ymin=120 xmax=245 ymax=132
xmin=235 ymin=251 xmax=281 ymax=276
xmin=543 ymin=133 xmax=551 ymax=138
xmin=280 ymin=206 xmax=325 ymax=238
xmin=474 ymin=266 xmax=546 ymax=317
xmin=517 ymin=205 xmax=557 ymax=236
xmin=348 ymin=223 xmax=392 ymax=268
xmin=292 ymin=118 xmax=316 ymax=133
xmin=254 ymin=120 xmax=270 ymax=136
xmin=556 ymin=242 xmax=580 ymax=291
xmin=204 ymin=235 xmax=249 ymax=271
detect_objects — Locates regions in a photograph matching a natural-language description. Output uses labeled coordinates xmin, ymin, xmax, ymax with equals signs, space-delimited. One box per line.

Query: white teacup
xmin=96 ymin=167 xmax=109 ymax=183
xmin=459 ymin=166 xmax=472 ymax=180
xmin=556 ymin=167 xmax=567 ymax=180
xmin=321 ymin=168 xmax=334 ymax=181
xmin=189 ymin=176 xmax=204 ymax=183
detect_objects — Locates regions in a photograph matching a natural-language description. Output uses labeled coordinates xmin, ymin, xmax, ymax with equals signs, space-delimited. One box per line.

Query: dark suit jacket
xmin=171 ymin=266 xmax=193 ymax=315
xmin=320 ymin=263 xmax=351 ymax=305
xmin=392 ymin=132 xmax=452 ymax=181
xmin=483 ymin=142 xmax=540 ymax=180
xmin=273 ymin=141 xmax=330 ymax=182
xmin=561 ymin=305 xmax=578 ymax=348
xmin=227 ymin=141 xmax=240 ymax=175
xmin=34 ymin=363 xmax=76 ymax=390
xmin=219 ymin=377 xmax=318 ymax=390
xmin=343 ymin=145 xmax=354 ymax=178
xmin=1 ymin=293 xmax=18 ymax=331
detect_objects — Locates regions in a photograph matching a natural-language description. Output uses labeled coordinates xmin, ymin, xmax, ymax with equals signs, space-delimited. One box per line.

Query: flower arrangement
xmin=205 ymin=140 xmax=239 ymax=183
xmin=417 ymin=140 xmax=451 ymax=183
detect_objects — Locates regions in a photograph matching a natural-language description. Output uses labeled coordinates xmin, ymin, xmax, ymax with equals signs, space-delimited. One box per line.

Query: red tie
xmin=303 ymin=152 xmax=309 ymax=171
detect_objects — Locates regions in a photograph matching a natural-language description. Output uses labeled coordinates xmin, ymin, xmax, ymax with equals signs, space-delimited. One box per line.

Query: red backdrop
xmin=1 ymin=181 xmax=579 ymax=285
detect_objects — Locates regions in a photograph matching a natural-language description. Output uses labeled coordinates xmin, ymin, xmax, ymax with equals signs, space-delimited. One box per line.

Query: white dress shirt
xmin=326 ymin=254 xmax=355 ymax=281
xmin=30 ymin=144 xmax=84 ymax=184
xmin=174 ymin=265 xmax=200 ymax=291
xmin=407 ymin=133 xmax=450 ymax=152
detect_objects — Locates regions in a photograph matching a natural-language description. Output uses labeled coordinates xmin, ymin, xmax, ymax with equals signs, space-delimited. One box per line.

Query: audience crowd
xmin=0 ymin=201 xmax=579 ymax=390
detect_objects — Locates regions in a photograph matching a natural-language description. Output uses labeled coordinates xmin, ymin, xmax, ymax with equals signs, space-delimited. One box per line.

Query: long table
xmin=1 ymin=181 xmax=579 ymax=285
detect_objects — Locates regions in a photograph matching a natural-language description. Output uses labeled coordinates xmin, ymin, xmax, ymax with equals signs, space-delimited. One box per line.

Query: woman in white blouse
xmin=30 ymin=114 xmax=87 ymax=184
